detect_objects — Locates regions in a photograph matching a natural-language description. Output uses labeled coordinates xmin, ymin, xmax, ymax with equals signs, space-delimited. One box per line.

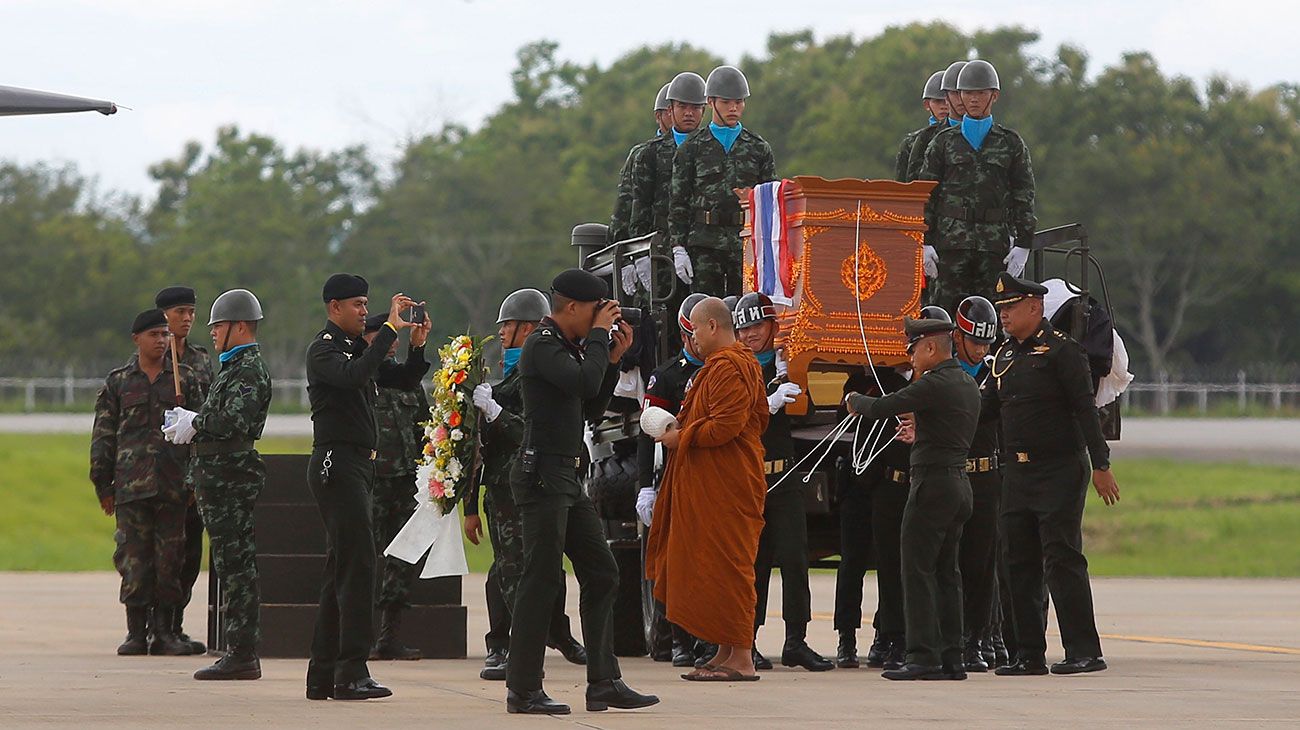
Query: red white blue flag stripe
xmin=748 ymin=179 xmax=794 ymax=305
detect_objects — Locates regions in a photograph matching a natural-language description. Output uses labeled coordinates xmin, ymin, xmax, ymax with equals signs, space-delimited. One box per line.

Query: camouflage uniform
xmin=188 ymin=344 xmax=272 ymax=650
xmin=894 ymin=127 xmax=926 ymax=182
xmin=609 ymin=136 xmax=658 ymax=244
xmin=629 ymin=133 xmax=685 ymax=309
xmin=904 ymin=121 xmax=950 ymax=183
xmin=371 ymin=379 xmax=430 ymax=610
xmin=91 ymin=356 xmax=200 ymax=607
xmin=165 ymin=341 xmax=213 ymax=621
xmin=919 ymin=124 xmax=1036 ymax=313
xmin=669 ymin=127 xmax=777 ymax=297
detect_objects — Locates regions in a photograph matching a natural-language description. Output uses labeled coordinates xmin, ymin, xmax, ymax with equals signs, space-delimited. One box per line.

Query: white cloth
xmin=1004 ymin=245 xmax=1030 ymax=277
xmin=1096 ymin=330 xmax=1135 ymax=407
xmin=639 ymin=405 xmax=677 ymax=439
xmin=636 ymin=487 xmax=657 ymax=526
xmin=634 ymin=256 xmax=652 ymax=290
xmin=384 ymin=478 xmax=469 ymax=579
xmin=613 ymin=366 xmax=645 ymax=402
xmin=774 ymin=349 xmax=789 ymax=379
xmin=673 ymin=246 xmax=694 ymax=284
xmin=620 ymin=263 xmax=638 ymax=296
xmin=472 ymin=382 xmax=502 ymax=422
xmin=768 ymin=382 xmax=802 ymax=414
xmin=922 ymin=245 xmax=939 ymax=279
xmin=1041 ymin=278 xmax=1078 ymax=321
xmin=162 ymin=407 xmax=198 ymax=444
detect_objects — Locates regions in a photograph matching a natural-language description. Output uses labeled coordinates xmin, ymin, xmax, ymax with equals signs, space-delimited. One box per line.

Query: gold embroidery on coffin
xmin=803 ymin=204 xmax=925 ymax=226
xmin=840 ymin=243 xmax=887 ymax=301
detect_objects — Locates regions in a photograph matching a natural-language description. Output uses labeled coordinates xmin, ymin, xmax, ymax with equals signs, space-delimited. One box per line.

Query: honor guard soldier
xmin=362 ymin=313 xmax=431 ymax=661
xmin=846 ymin=317 xmax=981 ymax=681
xmin=155 ymin=286 xmax=213 ymax=655
xmin=919 ymin=59 xmax=1037 ymax=313
xmin=91 ymin=309 xmax=201 ymax=657
xmin=985 ymin=273 xmax=1119 ymax=677
xmin=163 ymin=290 xmax=272 ymax=680
xmin=466 ymin=289 xmax=586 ymax=681
xmin=940 ymin=60 xmax=968 ymax=127
xmin=636 ymin=293 xmax=708 ymax=667
xmin=895 ymin=71 xmax=950 ymax=183
xmin=611 ymin=83 xmax=674 ymax=249
xmin=505 ymin=269 xmax=658 ymax=715
xmin=734 ymin=293 xmax=832 ymax=672
xmin=669 ymin=65 xmax=777 ymax=297
xmin=304 ymin=274 xmax=429 ymax=701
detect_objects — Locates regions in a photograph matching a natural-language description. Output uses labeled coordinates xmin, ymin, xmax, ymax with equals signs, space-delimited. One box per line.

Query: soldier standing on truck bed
xmin=611 ymin=83 xmax=674 ymax=250
xmin=894 ymin=71 xmax=950 ymax=183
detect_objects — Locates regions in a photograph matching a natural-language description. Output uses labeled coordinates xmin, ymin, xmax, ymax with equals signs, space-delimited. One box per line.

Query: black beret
xmin=904 ymin=316 xmax=955 ymax=346
xmin=154 ymin=286 xmax=196 ymax=310
xmin=550 ymin=268 xmax=608 ymax=303
xmin=364 ymin=312 xmax=389 ymax=333
xmin=992 ymin=272 xmax=1048 ymax=306
xmin=322 ymin=273 xmax=368 ymax=302
xmin=132 ymin=308 xmax=168 ymax=334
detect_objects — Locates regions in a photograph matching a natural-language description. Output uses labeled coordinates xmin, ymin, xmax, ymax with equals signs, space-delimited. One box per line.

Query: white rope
xmin=847 ymin=199 xmax=902 ymax=474
xmin=767 ymin=413 xmax=857 ymax=492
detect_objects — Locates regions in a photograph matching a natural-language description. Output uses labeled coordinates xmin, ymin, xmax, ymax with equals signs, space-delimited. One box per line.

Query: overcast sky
xmin=3 ymin=0 xmax=1295 ymax=197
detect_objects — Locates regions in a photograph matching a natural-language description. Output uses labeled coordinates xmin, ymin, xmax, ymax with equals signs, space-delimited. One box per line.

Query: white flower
xmin=450 ymin=429 xmax=464 ymax=441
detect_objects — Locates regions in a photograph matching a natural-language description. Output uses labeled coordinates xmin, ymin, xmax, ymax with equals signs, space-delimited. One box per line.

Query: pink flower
xmin=430 ymin=480 xmax=446 ymax=499
xmin=433 ymin=426 xmax=448 ymax=442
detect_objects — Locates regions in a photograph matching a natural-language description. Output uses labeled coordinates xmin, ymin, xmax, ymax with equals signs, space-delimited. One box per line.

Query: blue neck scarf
xmin=219 ymin=343 xmax=257 ymax=364
xmin=672 ymin=128 xmax=689 ymax=145
xmin=961 ymin=114 xmax=995 ymax=150
xmin=502 ymin=347 xmax=522 ymax=377
xmin=682 ymin=348 xmax=703 ymax=366
xmin=928 ymin=115 xmax=937 ymax=126
xmin=948 ymin=116 xmax=960 ymax=127
xmin=755 ymin=349 xmax=776 ymax=366
xmin=709 ymin=121 xmax=742 ymax=153
xmin=958 ymin=357 xmax=982 ymax=378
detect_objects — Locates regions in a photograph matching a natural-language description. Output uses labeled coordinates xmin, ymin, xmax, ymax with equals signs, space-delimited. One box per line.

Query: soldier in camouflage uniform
xmin=669 ymin=65 xmax=777 ymax=298
xmin=361 ymin=313 xmax=431 ymax=661
xmin=895 ymin=71 xmax=950 ymax=183
xmin=610 ymin=83 xmax=674 ymax=248
xmin=466 ymin=289 xmax=585 ymax=681
xmin=919 ymin=60 xmax=1035 ymax=314
xmin=91 ymin=309 xmax=201 ymax=656
xmin=156 ymin=285 xmax=214 ymax=655
xmin=167 ymin=289 xmax=272 ymax=681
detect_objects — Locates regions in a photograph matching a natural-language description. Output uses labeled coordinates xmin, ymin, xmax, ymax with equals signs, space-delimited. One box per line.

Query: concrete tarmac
xmin=1 ymin=571 xmax=1297 ymax=728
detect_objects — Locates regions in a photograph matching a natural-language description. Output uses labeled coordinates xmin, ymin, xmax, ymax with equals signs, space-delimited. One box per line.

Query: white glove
xmin=162 ymin=407 xmax=198 ymax=445
xmin=774 ymin=349 xmax=789 ymax=380
xmin=767 ymin=382 xmax=802 ymax=414
xmin=634 ymin=256 xmax=652 ymax=291
xmin=636 ymin=487 xmax=657 ymax=526
xmin=922 ymin=245 xmax=939 ymax=279
xmin=620 ymin=263 xmax=638 ymax=296
xmin=1004 ymin=245 xmax=1029 ymax=277
xmin=672 ymin=246 xmax=694 ymax=285
xmin=472 ymin=382 xmax=503 ymax=423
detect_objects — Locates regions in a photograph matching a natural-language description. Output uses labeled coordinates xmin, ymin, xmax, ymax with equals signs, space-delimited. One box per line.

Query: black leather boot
xmin=585 ymin=679 xmax=660 ymax=712
xmin=194 ymin=648 xmax=262 ymax=680
xmin=506 ymin=688 xmax=569 ymax=715
xmin=547 ymin=635 xmax=587 ymax=665
xmin=173 ymin=608 xmax=206 ymax=655
xmin=964 ymin=639 xmax=990 ymax=672
xmin=117 ymin=606 xmax=148 ymax=656
xmin=865 ymin=630 xmax=889 ymax=668
xmin=836 ymin=630 xmax=860 ymax=669
xmin=148 ymin=606 xmax=191 ymax=656
xmin=991 ymin=629 xmax=1010 ymax=668
xmin=371 ymin=605 xmax=422 ymax=660
xmin=882 ymin=638 xmax=906 ymax=671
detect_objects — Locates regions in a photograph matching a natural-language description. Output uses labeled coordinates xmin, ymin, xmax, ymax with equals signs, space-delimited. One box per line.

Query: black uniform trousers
xmin=833 ymin=472 xmax=873 ymax=631
xmin=178 ymin=501 xmax=204 ymax=620
xmin=1001 ymin=452 xmax=1103 ymax=661
xmin=306 ymin=445 xmax=378 ymax=687
xmin=507 ymin=460 xmax=620 ymax=693
xmin=900 ymin=466 xmax=973 ymax=667
xmin=753 ymin=476 xmax=812 ymax=640
xmin=959 ymin=467 xmax=1001 ymax=641
xmin=870 ymin=473 xmax=909 ymax=640
xmin=484 ymin=566 xmax=574 ymax=651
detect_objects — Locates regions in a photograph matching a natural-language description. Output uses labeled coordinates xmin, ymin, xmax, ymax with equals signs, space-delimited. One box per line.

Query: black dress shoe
xmin=882 ymin=663 xmax=944 ymax=680
xmin=585 ymin=679 xmax=660 ymax=712
xmin=1051 ymin=657 xmax=1107 ymax=675
xmin=333 ymin=677 xmax=393 ymax=700
xmin=963 ymin=641 xmax=990 ymax=672
xmin=549 ymin=637 xmax=588 ymax=665
xmin=752 ymin=647 xmax=773 ymax=671
xmin=940 ymin=662 xmax=968 ymax=680
xmin=864 ymin=631 xmax=888 ymax=668
xmin=193 ymin=651 xmax=261 ymax=680
xmin=480 ymin=662 xmax=507 ymax=681
xmin=836 ymin=631 xmax=860 ymax=669
xmin=782 ymin=642 xmax=834 ymax=672
xmin=995 ymin=659 xmax=1050 ymax=676
xmin=980 ymin=637 xmax=996 ymax=667
xmin=483 ymin=647 xmax=508 ymax=668
xmin=306 ymin=685 xmax=333 ymax=700
xmin=671 ymin=643 xmax=696 ymax=668
xmin=694 ymin=643 xmax=718 ymax=668
xmin=882 ymin=643 xmax=906 ymax=671
xmin=506 ymin=689 xmax=570 ymax=715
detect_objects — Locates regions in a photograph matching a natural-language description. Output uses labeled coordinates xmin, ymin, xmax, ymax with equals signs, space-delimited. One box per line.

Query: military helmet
xmin=941 ymin=61 xmax=968 ymax=92
xmin=654 ymin=83 xmax=671 ymax=111
xmin=956 ymin=295 xmax=999 ymax=343
xmin=677 ymin=293 xmax=709 ymax=333
xmin=734 ymin=292 xmax=776 ymax=330
xmin=497 ymin=288 xmax=550 ymax=324
xmin=208 ymin=289 xmax=263 ymax=326
xmin=957 ymin=59 xmax=1000 ymax=91
xmin=666 ymin=72 xmax=707 ymax=105
xmin=919 ymin=305 xmax=952 ymax=324
xmin=705 ymin=65 xmax=750 ymax=100
xmin=922 ymin=71 xmax=946 ymax=100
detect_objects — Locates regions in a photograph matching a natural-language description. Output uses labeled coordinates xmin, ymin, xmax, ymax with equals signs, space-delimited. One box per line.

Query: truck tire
xmin=587 ymin=448 xmax=638 ymax=521
xmin=611 ymin=542 xmax=648 ymax=656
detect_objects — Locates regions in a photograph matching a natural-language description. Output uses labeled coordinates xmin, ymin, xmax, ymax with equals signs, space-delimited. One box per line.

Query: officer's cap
xmin=550 ymin=268 xmax=608 ymax=303
xmin=364 ymin=312 xmax=389 ymax=333
xmin=904 ymin=316 xmax=955 ymax=352
xmin=991 ymin=272 xmax=1049 ymax=307
xmin=322 ymin=273 xmax=369 ymax=302
xmin=154 ymin=286 xmax=196 ymax=310
xmin=132 ymin=308 xmax=168 ymax=334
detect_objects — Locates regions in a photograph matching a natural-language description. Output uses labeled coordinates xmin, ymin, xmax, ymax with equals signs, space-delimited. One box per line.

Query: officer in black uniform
xmin=505 ymin=269 xmax=658 ymax=716
xmin=304 ymin=274 xmax=428 ymax=701
xmin=985 ymin=273 xmax=1119 ymax=677
xmin=847 ymin=317 xmax=981 ymax=681
xmin=734 ymin=292 xmax=833 ymax=673
xmin=636 ymin=293 xmax=707 ymax=667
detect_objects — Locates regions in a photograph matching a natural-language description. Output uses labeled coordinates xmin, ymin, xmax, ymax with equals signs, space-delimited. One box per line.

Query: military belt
xmin=191 ymin=439 xmax=255 ymax=457
xmin=885 ymin=468 xmax=909 ymax=484
xmin=539 ymin=454 xmax=582 ymax=469
xmin=1009 ymin=448 xmax=1081 ymax=465
xmin=694 ymin=209 xmax=744 ymax=226
xmin=763 ymin=459 xmax=786 ymax=475
xmin=965 ymin=455 xmax=1000 ymax=473
xmin=938 ymin=202 xmax=1005 ymax=224
xmin=318 ymin=442 xmax=378 ymax=461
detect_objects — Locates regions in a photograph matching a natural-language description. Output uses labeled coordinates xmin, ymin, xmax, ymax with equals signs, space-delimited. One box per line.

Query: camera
xmin=406 ymin=304 xmax=426 ymax=324
xmin=618 ymin=306 xmax=642 ymax=326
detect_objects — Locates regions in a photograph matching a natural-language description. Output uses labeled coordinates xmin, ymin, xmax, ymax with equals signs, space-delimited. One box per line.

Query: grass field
xmin=2 ymin=433 xmax=1297 ymax=576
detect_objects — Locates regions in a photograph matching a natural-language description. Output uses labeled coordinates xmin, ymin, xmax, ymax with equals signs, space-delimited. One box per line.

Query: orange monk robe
xmin=646 ymin=341 xmax=769 ymax=647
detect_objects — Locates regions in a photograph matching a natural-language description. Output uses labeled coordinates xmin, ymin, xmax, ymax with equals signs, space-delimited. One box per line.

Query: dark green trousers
xmin=870 ymin=474 xmax=909 ymax=639
xmin=482 ymin=487 xmax=575 ymax=652
xmin=754 ymin=478 xmax=812 ymax=639
xmin=900 ymin=466 xmax=973 ymax=667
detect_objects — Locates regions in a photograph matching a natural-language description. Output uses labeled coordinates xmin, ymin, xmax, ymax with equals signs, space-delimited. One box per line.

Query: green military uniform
xmin=849 ymin=327 xmax=980 ymax=674
xmin=628 ymin=132 xmax=684 ymax=307
xmin=189 ymin=343 xmax=272 ymax=653
xmin=371 ymin=370 xmax=430 ymax=614
xmin=919 ymin=124 xmax=1036 ymax=313
xmin=894 ymin=126 xmax=927 ymax=182
xmin=609 ymin=137 xmax=657 ymax=244
xmin=905 ymin=119 xmax=954 ymax=183
xmin=668 ymin=126 xmax=776 ymax=297
xmin=165 ymin=339 xmax=212 ymax=648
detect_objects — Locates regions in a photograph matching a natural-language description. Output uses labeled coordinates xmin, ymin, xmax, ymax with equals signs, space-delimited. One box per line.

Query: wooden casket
xmin=741 ymin=176 xmax=935 ymax=414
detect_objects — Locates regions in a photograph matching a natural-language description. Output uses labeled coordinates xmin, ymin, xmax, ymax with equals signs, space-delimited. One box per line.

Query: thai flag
xmin=749 ymin=179 xmax=795 ymax=305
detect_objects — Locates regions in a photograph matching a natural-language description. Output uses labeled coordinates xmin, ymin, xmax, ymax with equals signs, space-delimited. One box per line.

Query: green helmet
xmin=666 ymin=72 xmax=706 ymax=105
xmin=654 ymin=83 xmax=671 ymax=111
xmin=957 ymin=59 xmax=1000 ymax=91
xmin=497 ymin=289 xmax=550 ymax=324
xmin=922 ymin=71 xmax=946 ymax=100
xmin=941 ymin=61 xmax=968 ymax=92
xmin=705 ymin=65 xmax=750 ymax=100
xmin=208 ymin=289 xmax=263 ymax=326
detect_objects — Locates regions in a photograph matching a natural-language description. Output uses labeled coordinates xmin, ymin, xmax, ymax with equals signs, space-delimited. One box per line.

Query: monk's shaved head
xmin=689 ymin=297 xmax=737 ymax=356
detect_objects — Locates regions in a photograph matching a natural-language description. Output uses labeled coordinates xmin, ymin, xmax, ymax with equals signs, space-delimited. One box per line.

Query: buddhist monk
xmin=645 ymin=296 xmax=769 ymax=681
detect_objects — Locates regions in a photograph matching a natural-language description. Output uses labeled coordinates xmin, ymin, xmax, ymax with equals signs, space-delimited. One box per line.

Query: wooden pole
xmin=170 ymin=332 xmax=184 ymax=406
